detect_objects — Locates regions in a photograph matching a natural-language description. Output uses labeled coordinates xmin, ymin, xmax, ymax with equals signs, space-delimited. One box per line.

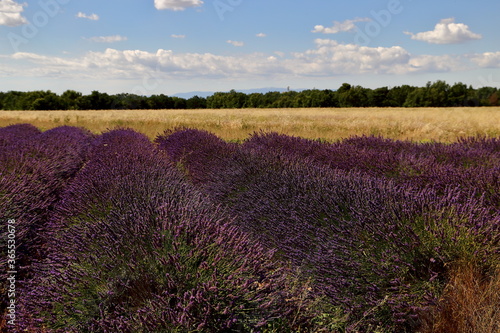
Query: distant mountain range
xmin=172 ymin=87 xmax=303 ymax=99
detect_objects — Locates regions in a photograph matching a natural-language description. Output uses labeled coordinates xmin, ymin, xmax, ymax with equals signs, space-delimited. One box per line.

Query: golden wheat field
xmin=1 ymin=107 xmax=499 ymax=142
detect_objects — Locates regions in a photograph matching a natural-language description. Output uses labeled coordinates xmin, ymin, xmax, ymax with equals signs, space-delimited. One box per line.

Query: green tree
xmin=263 ymin=91 xmax=281 ymax=108
xmin=207 ymin=90 xmax=247 ymax=108
xmin=148 ymin=94 xmax=175 ymax=109
xmin=77 ymin=91 xmax=113 ymax=110
xmin=172 ymin=97 xmax=187 ymax=109
xmin=61 ymin=90 xmax=82 ymax=110
xmin=426 ymin=80 xmax=451 ymax=107
xmin=338 ymin=85 xmax=369 ymax=107
xmin=244 ymin=93 xmax=265 ymax=108
xmin=337 ymin=83 xmax=352 ymax=94
xmin=386 ymin=85 xmax=416 ymax=107
xmin=225 ymin=90 xmax=247 ymax=108
xmin=476 ymin=87 xmax=498 ymax=106
xmin=0 ymin=91 xmax=24 ymax=110
xmin=206 ymin=92 xmax=225 ymax=109
xmin=294 ymin=89 xmax=337 ymax=108
xmin=403 ymin=88 xmax=426 ymax=107
xmin=32 ymin=91 xmax=64 ymax=110
xmin=12 ymin=90 xmax=63 ymax=110
xmin=369 ymin=87 xmax=390 ymax=107
xmin=320 ymin=89 xmax=339 ymax=107
xmin=19 ymin=91 xmax=47 ymax=110
xmin=272 ymin=91 xmax=297 ymax=108
xmin=111 ymin=93 xmax=148 ymax=109
xmin=448 ymin=83 xmax=474 ymax=106
xmin=186 ymin=95 xmax=207 ymax=109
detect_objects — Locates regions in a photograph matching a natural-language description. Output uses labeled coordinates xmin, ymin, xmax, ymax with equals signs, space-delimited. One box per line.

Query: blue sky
xmin=1 ymin=0 xmax=499 ymax=95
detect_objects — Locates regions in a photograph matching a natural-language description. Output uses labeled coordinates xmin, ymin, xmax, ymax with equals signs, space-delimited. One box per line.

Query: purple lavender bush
xmin=0 ymin=123 xmax=41 ymax=146
xmin=216 ymin=154 xmax=499 ymax=331
xmin=3 ymin=126 xmax=498 ymax=332
xmin=0 ymin=125 xmax=94 ymax=257
xmin=165 ymin=130 xmax=499 ymax=331
xmin=205 ymin=152 xmax=420 ymax=330
xmin=0 ymin=123 xmax=94 ymax=247
xmin=243 ymin=132 xmax=500 ymax=209
xmin=1 ymin=126 xmax=93 ymax=315
xmin=19 ymin=129 xmax=326 ymax=332
xmin=155 ymin=128 xmax=239 ymax=185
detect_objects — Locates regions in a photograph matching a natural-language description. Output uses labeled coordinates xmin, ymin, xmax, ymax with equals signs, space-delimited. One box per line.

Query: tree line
xmin=1 ymin=81 xmax=498 ymax=110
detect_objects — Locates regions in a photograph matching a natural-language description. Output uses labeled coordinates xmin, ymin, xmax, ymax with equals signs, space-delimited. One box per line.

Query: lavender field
xmin=1 ymin=124 xmax=499 ymax=332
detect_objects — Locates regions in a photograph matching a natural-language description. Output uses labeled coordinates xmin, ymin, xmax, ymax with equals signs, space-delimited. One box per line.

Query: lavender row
xmin=18 ymin=129 xmax=324 ymax=332
xmin=212 ymin=152 xmax=498 ymax=330
xmin=155 ymin=128 xmax=239 ymax=185
xmin=3 ymin=125 xmax=498 ymax=332
xmin=156 ymin=129 xmax=500 ymax=208
xmin=156 ymin=129 xmax=500 ymax=331
xmin=0 ymin=126 xmax=94 ymax=306
xmin=241 ymin=132 xmax=500 ymax=208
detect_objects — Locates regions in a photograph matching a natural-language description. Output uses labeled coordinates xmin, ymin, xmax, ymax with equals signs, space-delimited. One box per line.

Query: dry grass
xmin=420 ymin=261 xmax=500 ymax=333
xmin=0 ymin=107 xmax=499 ymax=142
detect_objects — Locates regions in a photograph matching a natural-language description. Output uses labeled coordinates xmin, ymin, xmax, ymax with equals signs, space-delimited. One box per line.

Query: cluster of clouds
xmin=76 ymin=12 xmax=100 ymax=21
xmin=227 ymin=40 xmax=244 ymax=47
xmin=85 ymin=35 xmax=128 ymax=43
xmin=314 ymin=17 xmax=482 ymax=45
xmin=0 ymin=0 xmax=497 ymax=86
xmin=0 ymin=0 xmax=27 ymax=27
xmin=404 ymin=18 xmax=482 ymax=44
xmin=75 ymin=10 xmax=125 ymax=44
xmin=5 ymin=40 xmax=500 ymax=82
xmin=0 ymin=0 xmax=483 ymax=47
xmin=312 ymin=18 xmax=371 ymax=34
xmin=0 ymin=0 xmax=484 ymax=48
xmin=0 ymin=0 xmax=206 ymax=17
xmin=154 ymin=0 xmax=203 ymax=11
xmin=1 ymin=0 xmax=203 ymax=26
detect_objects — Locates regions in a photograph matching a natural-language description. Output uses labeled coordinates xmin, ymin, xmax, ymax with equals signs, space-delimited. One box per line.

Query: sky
xmin=0 ymin=0 xmax=500 ymax=96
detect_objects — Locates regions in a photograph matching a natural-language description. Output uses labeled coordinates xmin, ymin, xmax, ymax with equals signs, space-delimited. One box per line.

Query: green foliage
xmin=338 ymin=85 xmax=371 ymax=107
xmin=0 ymin=81 xmax=499 ymax=110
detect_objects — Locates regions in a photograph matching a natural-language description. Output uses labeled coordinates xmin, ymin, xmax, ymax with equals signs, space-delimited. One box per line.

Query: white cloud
xmin=408 ymin=54 xmax=467 ymax=72
xmin=76 ymin=12 xmax=100 ymax=21
xmin=256 ymin=33 xmax=267 ymax=38
xmin=86 ymin=35 xmax=128 ymax=43
xmin=404 ymin=18 xmax=482 ymax=44
xmin=289 ymin=39 xmax=412 ymax=75
xmin=469 ymin=52 xmax=500 ymax=68
xmin=171 ymin=34 xmax=186 ymax=39
xmin=154 ymin=0 xmax=203 ymax=11
xmin=5 ymin=48 xmax=283 ymax=80
xmin=3 ymin=41 xmax=483 ymax=83
xmin=12 ymin=52 xmax=78 ymax=66
xmin=78 ymin=48 xmax=281 ymax=79
xmin=227 ymin=40 xmax=244 ymax=47
xmin=0 ymin=0 xmax=27 ymax=27
xmin=312 ymin=18 xmax=371 ymax=34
